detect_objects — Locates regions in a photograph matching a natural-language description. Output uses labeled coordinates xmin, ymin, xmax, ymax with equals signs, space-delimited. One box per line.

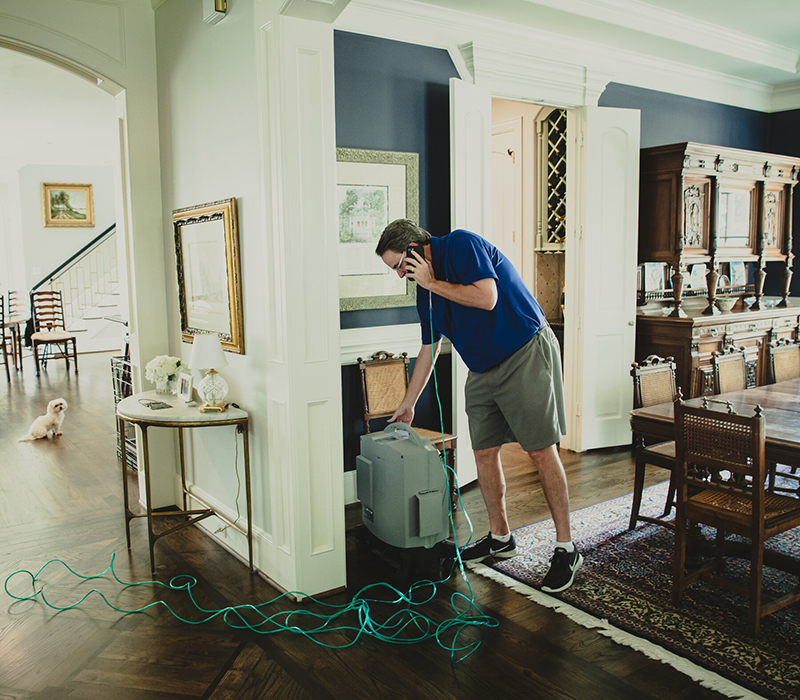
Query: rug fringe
xmin=470 ymin=563 xmax=767 ymax=700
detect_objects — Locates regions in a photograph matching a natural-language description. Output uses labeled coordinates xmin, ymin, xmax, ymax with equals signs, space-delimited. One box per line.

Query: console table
xmin=116 ymin=391 xmax=253 ymax=576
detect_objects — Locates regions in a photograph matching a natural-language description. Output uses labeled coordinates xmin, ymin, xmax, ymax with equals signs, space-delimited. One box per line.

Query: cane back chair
xmin=711 ymin=344 xmax=747 ymax=395
xmin=673 ymin=398 xmax=800 ymax=636
xmin=768 ymin=338 xmax=800 ymax=384
xmin=629 ymin=355 xmax=678 ymax=530
xmin=0 ymin=297 xmax=12 ymax=382
xmin=30 ymin=290 xmax=78 ymax=376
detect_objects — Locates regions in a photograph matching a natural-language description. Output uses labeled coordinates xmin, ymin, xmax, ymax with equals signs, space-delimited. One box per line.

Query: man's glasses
xmin=391 ymin=250 xmax=406 ymax=272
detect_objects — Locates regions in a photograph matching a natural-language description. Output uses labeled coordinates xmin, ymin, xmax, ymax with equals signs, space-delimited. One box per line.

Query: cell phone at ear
xmin=406 ymin=244 xmax=424 ymax=260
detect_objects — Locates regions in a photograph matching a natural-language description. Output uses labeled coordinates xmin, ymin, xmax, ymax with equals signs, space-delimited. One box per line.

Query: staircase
xmin=32 ymin=225 xmax=128 ymax=354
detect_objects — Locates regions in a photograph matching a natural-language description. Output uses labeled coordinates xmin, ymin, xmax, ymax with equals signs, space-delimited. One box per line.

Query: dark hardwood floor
xmin=0 ymin=351 xmax=728 ymax=699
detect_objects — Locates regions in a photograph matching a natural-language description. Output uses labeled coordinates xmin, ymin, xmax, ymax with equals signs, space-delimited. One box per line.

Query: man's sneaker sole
xmin=541 ymin=552 xmax=583 ymax=593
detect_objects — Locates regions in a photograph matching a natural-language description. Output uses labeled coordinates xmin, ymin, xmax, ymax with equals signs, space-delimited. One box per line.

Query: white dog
xmin=19 ymin=398 xmax=68 ymax=441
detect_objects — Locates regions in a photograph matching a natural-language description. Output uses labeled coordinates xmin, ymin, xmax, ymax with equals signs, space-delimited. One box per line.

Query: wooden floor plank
xmin=0 ymin=352 xmax=728 ymax=700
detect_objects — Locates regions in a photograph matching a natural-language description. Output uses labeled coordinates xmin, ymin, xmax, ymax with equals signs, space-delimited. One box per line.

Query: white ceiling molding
xmin=772 ymin=81 xmax=800 ymax=113
xmin=337 ymin=0 xmax=800 ymax=112
xmin=525 ymin=0 xmax=799 ymax=75
xmin=280 ymin=0 xmax=352 ymax=23
xmin=460 ymin=42 xmax=614 ymax=107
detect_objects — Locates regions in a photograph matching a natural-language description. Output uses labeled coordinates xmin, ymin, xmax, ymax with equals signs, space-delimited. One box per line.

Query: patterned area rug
xmin=473 ymin=480 xmax=800 ymax=700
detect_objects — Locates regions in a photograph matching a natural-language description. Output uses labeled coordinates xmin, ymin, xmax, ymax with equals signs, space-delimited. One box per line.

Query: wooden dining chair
xmin=628 ymin=355 xmax=678 ymax=530
xmin=672 ymin=398 xmax=800 ymax=636
xmin=30 ymin=290 xmax=78 ymax=376
xmin=768 ymin=338 xmax=800 ymax=384
xmin=0 ymin=297 xmax=12 ymax=382
xmin=711 ymin=344 xmax=747 ymax=394
xmin=358 ymin=350 xmax=457 ymax=501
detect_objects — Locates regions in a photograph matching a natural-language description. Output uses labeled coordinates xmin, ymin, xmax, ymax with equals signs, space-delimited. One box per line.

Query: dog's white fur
xmin=19 ymin=398 xmax=68 ymax=441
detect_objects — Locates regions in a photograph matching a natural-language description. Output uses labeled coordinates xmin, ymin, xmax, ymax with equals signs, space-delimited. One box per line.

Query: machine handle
xmin=383 ymin=422 xmax=429 ymax=447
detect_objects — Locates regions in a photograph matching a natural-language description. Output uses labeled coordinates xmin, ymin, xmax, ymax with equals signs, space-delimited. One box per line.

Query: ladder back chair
xmin=711 ymin=344 xmax=747 ymax=395
xmin=629 ymin=355 xmax=678 ymax=530
xmin=673 ymin=398 xmax=800 ymax=636
xmin=7 ymin=289 xmax=29 ymax=371
xmin=30 ymin=290 xmax=78 ymax=376
xmin=358 ymin=350 xmax=457 ymax=501
xmin=0 ymin=297 xmax=12 ymax=382
xmin=768 ymin=338 xmax=800 ymax=384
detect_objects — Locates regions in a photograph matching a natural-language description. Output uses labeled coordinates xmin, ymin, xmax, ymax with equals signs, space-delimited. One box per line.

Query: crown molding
xmin=337 ymin=0 xmax=783 ymax=112
xmin=771 ymin=80 xmax=800 ymax=112
xmin=151 ymin=0 xmax=169 ymax=10
xmin=524 ymin=0 xmax=799 ymax=75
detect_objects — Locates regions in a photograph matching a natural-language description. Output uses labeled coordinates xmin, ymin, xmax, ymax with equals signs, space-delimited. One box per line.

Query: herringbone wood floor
xmin=0 ymin=351 xmax=727 ymax=699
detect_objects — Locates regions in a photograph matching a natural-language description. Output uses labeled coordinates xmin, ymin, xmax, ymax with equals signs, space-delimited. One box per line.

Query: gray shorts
xmin=465 ymin=325 xmax=567 ymax=452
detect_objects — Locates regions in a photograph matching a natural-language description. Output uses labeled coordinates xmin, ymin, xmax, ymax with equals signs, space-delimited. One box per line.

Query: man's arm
xmin=407 ymin=249 xmax=497 ymax=310
xmin=389 ymin=339 xmax=442 ymax=425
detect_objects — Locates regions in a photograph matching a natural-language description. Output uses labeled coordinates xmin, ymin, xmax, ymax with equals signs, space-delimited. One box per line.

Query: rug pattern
xmin=486 ymin=481 xmax=800 ymax=700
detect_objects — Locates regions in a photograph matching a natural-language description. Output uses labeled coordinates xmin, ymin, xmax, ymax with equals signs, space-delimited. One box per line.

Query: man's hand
xmin=405 ymin=248 xmax=434 ymax=289
xmin=389 ymin=402 xmax=415 ymax=425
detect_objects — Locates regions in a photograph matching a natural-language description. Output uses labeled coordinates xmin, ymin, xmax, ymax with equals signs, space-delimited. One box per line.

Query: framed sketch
xmin=689 ymin=264 xmax=707 ymax=289
xmin=337 ymin=148 xmax=419 ymax=311
xmin=41 ymin=182 xmax=95 ymax=227
xmin=173 ymin=198 xmax=244 ymax=354
xmin=729 ymin=261 xmax=746 ymax=287
xmin=643 ymin=262 xmax=665 ymax=292
xmin=177 ymin=373 xmax=194 ymax=402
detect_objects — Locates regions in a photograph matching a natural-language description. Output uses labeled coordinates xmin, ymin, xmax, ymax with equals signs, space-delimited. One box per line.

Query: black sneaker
xmin=459 ymin=533 xmax=518 ymax=562
xmin=541 ymin=547 xmax=583 ymax=593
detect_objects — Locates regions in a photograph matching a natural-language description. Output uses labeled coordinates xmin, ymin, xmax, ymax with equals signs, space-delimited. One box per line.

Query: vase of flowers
xmin=145 ymin=355 xmax=182 ymax=394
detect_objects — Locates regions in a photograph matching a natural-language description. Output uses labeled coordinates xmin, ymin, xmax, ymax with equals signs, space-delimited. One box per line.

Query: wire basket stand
xmin=111 ymin=355 xmax=137 ymax=470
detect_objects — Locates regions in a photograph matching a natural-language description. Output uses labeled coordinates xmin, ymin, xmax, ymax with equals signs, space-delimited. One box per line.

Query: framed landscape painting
xmin=336 ymin=148 xmax=419 ymax=311
xmin=41 ymin=183 xmax=95 ymax=227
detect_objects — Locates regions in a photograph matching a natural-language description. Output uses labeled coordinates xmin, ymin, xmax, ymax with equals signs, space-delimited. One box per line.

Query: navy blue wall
xmin=599 ymin=82 xmax=770 ymax=150
xmin=335 ymin=32 xmax=458 ymax=471
xmin=600 ymin=83 xmax=800 ymax=297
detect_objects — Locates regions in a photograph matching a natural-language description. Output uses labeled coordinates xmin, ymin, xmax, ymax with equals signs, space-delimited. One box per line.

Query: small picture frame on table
xmin=177 ymin=373 xmax=194 ymax=403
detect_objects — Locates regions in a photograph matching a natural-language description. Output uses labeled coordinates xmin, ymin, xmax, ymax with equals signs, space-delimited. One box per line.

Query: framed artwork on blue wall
xmin=336 ymin=148 xmax=419 ymax=311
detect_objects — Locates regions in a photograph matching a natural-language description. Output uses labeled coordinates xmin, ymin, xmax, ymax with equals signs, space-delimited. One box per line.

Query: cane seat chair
xmin=30 ymin=290 xmax=78 ymax=376
xmin=358 ymin=350 xmax=457 ymax=500
xmin=629 ymin=355 xmax=678 ymax=530
xmin=768 ymin=338 xmax=800 ymax=384
xmin=672 ymin=398 xmax=800 ymax=636
xmin=711 ymin=344 xmax=747 ymax=395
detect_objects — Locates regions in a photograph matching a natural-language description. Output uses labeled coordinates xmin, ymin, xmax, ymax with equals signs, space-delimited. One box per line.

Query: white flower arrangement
xmin=145 ymin=355 xmax=182 ymax=386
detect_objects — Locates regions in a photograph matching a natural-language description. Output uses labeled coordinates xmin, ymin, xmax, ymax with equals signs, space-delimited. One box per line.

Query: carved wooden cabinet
xmin=638 ymin=142 xmax=800 ymax=316
xmin=636 ymin=300 xmax=800 ymax=398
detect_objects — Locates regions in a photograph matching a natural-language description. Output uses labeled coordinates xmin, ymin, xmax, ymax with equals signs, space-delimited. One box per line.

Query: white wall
xmin=154 ymin=0 xmax=270 ymax=568
xmin=18 ymin=164 xmax=115 ymax=288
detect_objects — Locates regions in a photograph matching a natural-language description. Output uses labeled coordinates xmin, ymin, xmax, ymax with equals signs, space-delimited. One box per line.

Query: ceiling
xmin=412 ymin=0 xmax=800 ymax=89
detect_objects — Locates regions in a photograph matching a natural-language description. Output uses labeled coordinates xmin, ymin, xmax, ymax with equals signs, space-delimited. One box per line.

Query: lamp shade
xmin=189 ymin=334 xmax=228 ymax=370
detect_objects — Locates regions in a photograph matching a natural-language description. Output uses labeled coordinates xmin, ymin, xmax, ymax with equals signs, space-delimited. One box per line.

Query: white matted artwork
xmin=689 ymin=264 xmax=707 ymax=289
xmin=643 ymin=262 xmax=665 ymax=292
xmin=729 ymin=261 xmax=746 ymax=287
xmin=337 ymin=148 xmax=419 ymax=311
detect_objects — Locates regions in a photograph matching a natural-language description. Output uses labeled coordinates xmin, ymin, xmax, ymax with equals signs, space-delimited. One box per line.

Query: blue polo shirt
xmin=417 ymin=230 xmax=546 ymax=373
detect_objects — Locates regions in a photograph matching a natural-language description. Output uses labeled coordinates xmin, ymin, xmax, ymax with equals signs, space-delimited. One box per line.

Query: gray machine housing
xmin=356 ymin=423 xmax=449 ymax=549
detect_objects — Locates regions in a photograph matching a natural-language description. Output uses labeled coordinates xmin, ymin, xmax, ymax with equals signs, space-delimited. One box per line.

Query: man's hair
xmin=375 ymin=219 xmax=432 ymax=256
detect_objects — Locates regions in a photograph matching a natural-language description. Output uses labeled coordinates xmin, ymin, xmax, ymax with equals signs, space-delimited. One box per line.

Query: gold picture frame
xmin=337 ymin=148 xmax=419 ymax=311
xmin=41 ymin=182 xmax=95 ymax=227
xmin=173 ymin=198 xmax=244 ymax=354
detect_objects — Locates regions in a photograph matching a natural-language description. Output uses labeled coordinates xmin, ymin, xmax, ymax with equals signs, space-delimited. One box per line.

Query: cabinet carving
xmin=636 ymin=300 xmax=800 ymax=399
xmin=638 ymin=142 xmax=800 ymax=317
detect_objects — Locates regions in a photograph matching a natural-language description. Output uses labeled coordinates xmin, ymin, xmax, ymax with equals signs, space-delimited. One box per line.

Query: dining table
xmin=630 ymin=377 xmax=800 ymax=470
xmin=630 ymin=378 xmax=800 ymax=575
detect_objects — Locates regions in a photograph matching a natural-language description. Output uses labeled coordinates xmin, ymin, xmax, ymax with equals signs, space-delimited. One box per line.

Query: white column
xmin=255 ymin=11 xmax=346 ymax=596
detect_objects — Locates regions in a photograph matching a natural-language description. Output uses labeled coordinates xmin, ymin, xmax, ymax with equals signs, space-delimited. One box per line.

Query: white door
xmin=563 ymin=106 xmax=641 ymax=451
xmin=492 ymin=118 xmax=522 ymax=272
xmin=449 ymin=77 xmax=492 ymax=488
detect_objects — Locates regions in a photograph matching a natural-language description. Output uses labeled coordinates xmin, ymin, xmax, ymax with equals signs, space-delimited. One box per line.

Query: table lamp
xmin=189 ymin=333 xmax=229 ymax=412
